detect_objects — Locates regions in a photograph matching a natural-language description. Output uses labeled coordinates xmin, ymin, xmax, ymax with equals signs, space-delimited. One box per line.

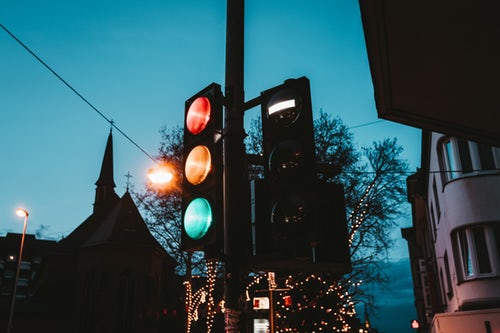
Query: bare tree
xmin=136 ymin=110 xmax=409 ymax=329
xmin=133 ymin=126 xmax=205 ymax=275
xmin=246 ymin=110 xmax=410 ymax=317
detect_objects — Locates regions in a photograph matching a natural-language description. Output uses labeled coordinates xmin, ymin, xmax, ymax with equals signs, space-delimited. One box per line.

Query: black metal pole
xmin=224 ymin=0 xmax=249 ymax=332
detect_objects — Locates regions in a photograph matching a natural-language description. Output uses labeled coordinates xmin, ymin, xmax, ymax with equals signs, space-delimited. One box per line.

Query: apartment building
xmin=404 ymin=131 xmax=500 ymax=333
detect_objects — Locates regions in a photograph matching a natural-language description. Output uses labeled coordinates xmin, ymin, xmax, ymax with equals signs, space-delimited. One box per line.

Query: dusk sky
xmin=1 ymin=1 xmax=421 ymax=331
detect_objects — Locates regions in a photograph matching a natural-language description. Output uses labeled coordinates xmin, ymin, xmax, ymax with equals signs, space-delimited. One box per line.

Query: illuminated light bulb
xmin=148 ymin=164 xmax=174 ymax=185
xmin=268 ymin=99 xmax=296 ymax=115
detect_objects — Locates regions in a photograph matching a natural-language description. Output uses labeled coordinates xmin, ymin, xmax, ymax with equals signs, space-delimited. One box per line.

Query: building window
xmin=444 ymin=251 xmax=454 ymax=299
xmin=473 ymin=227 xmax=492 ymax=274
xmin=442 ymin=139 xmax=460 ymax=180
xmin=494 ymin=224 xmax=500 ymax=262
xmin=478 ymin=143 xmax=495 ymax=170
xmin=456 ymin=139 xmax=473 ymax=173
xmin=453 ymin=223 xmax=500 ymax=281
xmin=439 ymin=268 xmax=447 ymax=307
xmin=439 ymin=137 xmax=500 ymax=183
xmin=429 ymin=204 xmax=437 ymax=242
xmin=432 ymin=177 xmax=441 ymax=222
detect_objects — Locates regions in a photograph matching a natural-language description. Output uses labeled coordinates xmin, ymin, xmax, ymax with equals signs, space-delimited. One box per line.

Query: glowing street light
xmin=7 ymin=208 xmax=29 ymax=333
xmin=148 ymin=164 xmax=174 ymax=185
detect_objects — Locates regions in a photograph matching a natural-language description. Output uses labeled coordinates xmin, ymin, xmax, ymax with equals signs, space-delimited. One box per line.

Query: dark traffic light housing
xmin=181 ymin=83 xmax=224 ymax=256
xmin=250 ymin=77 xmax=351 ymax=274
xmin=251 ymin=179 xmax=351 ymax=274
xmin=260 ymin=77 xmax=317 ymax=255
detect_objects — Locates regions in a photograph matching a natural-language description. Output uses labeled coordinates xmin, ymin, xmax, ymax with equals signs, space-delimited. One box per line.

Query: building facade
xmin=0 ymin=233 xmax=57 ymax=299
xmin=404 ymin=131 xmax=500 ymax=332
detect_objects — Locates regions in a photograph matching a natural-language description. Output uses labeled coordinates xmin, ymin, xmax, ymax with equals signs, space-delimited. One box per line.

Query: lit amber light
xmin=148 ymin=165 xmax=174 ymax=184
xmin=186 ymin=96 xmax=211 ymax=135
xmin=185 ymin=145 xmax=211 ymax=185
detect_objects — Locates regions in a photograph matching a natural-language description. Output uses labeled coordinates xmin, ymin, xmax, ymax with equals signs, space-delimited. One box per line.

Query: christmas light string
xmin=347 ymin=177 xmax=378 ymax=245
xmin=245 ymin=273 xmax=358 ymax=332
xmin=184 ymin=259 xmax=219 ymax=333
xmin=205 ymin=259 xmax=217 ymax=333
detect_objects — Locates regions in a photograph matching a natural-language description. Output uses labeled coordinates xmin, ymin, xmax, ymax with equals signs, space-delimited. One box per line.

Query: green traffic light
xmin=184 ymin=198 xmax=213 ymax=240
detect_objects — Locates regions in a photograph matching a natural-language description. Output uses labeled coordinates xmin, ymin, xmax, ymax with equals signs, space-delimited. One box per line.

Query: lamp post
xmin=7 ymin=208 xmax=29 ymax=333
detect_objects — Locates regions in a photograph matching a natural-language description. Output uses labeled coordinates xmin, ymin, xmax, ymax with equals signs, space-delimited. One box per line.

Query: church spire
xmin=96 ymin=129 xmax=116 ymax=188
xmin=94 ymin=129 xmax=119 ymax=214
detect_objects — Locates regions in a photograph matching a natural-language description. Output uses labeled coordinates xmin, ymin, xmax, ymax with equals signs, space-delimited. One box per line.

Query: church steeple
xmin=94 ymin=129 xmax=119 ymax=214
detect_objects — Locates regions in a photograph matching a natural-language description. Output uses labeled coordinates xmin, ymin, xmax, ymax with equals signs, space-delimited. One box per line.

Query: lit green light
xmin=184 ymin=198 xmax=213 ymax=240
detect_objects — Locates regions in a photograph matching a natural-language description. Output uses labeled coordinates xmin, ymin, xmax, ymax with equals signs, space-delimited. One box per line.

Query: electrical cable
xmin=0 ymin=23 xmax=156 ymax=163
xmin=3 ymin=24 xmax=456 ymax=177
xmin=348 ymin=120 xmax=385 ymax=130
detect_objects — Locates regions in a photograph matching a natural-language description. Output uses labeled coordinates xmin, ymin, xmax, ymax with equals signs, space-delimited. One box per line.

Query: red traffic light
xmin=186 ymin=96 xmax=211 ymax=135
xmin=283 ymin=295 xmax=292 ymax=307
xmin=181 ymin=83 xmax=223 ymax=255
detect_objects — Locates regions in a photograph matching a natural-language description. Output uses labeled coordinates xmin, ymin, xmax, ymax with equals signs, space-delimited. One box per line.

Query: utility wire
xmin=348 ymin=120 xmax=386 ymax=130
xmin=0 ymin=24 xmax=156 ymax=163
xmin=2 ymin=24 xmax=412 ymax=165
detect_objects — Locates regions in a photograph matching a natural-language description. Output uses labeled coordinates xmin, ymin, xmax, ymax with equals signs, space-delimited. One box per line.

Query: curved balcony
xmin=443 ymin=173 xmax=500 ymax=230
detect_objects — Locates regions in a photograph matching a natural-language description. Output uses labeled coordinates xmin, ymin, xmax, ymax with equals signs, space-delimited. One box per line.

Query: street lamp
xmin=7 ymin=208 xmax=29 ymax=333
xmin=148 ymin=163 xmax=174 ymax=186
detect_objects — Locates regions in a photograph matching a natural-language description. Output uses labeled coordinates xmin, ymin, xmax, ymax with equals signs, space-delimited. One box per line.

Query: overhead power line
xmin=2 ymin=24 xmax=398 ymax=165
xmin=348 ymin=120 xmax=385 ymax=130
xmin=0 ymin=24 xmax=156 ymax=163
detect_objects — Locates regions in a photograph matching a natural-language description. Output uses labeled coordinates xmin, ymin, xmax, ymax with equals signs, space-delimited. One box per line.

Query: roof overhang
xmin=359 ymin=0 xmax=500 ymax=146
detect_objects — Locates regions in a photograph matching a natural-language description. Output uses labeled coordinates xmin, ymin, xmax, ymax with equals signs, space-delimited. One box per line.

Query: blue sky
xmin=1 ymin=1 xmax=421 ymax=331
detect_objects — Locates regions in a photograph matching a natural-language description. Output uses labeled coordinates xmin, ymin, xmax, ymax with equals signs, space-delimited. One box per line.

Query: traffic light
xmin=283 ymin=295 xmax=293 ymax=307
xmin=181 ymin=83 xmax=223 ymax=255
xmin=259 ymin=77 xmax=317 ymax=258
xmin=250 ymin=76 xmax=351 ymax=274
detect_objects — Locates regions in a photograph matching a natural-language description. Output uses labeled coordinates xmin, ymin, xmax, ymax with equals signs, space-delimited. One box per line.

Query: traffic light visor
xmin=184 ymin=198 xmax=213 ymax=240
xmin=186 ymin=96 xmax=211 ymax=135
xmin=185 ymin=145 xmax=211 ymax=185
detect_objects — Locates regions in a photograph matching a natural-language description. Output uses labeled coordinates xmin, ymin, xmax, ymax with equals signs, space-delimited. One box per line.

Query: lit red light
xmin=186 ymin=96 xmax=211 ymax=135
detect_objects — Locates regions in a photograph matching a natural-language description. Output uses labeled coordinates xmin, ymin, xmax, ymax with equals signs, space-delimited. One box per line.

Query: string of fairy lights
xmin=280 ymin=274 xmax=355 ymax=332
xmin=242 ymin=273 xmax=363 ymax=332
xmin=184 ymin=259 xmax=218 ymax=333
xmin=347 ymin=178 xmax=377 ymax=245
xmin=183 ymin=179 xmax=376 ymax=332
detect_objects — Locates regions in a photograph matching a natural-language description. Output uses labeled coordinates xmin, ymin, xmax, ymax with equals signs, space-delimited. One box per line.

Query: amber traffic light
xmin=182 ymin=83 xmax=223 ymax=254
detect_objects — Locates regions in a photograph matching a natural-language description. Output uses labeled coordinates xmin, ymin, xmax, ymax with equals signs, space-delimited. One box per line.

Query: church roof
xmin=57 ymin=213 xmax=99 ymax=249
xmin=82 ymin=191 xmax=166 ymax=253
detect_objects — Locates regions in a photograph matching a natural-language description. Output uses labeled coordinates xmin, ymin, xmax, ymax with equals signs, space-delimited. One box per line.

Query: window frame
xmin=453 ymin=224 xmax=500 ymax=282
xmin=439 ymin=137 xmax=500 ymax=184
